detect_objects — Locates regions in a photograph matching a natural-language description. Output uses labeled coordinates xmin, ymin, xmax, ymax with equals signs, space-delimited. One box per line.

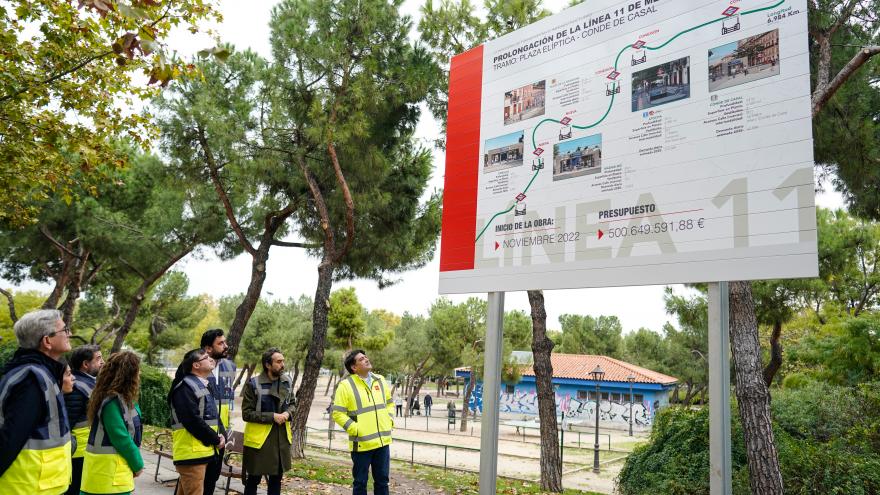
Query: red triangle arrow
xmin=495 ymin=241 xmax=500 ymax=250
xmin=597 ymin=229 xmax=604 ymax=239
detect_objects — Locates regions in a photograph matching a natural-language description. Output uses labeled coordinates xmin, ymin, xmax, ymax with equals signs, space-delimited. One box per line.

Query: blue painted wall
xmin=457 ymin=371 xmax=675 ymax=427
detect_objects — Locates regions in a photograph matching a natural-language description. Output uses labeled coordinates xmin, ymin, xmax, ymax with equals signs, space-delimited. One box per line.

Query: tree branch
xmin=0 ymin=288 xmax=18 ymax=323
xmin=197 ymin=125 xmax=256 ymax=256
xmin=272 ymin=240 xmax=320 ymax=248
xmin=39 ymin=226 xmax=80 ymax=258
xmin=295 ymin=154 xmax=335 ymax=265
xmin=0 ymin=50 xmax=114 ymax=104
xmin=812 ymin=45 xmax=880 ymax=117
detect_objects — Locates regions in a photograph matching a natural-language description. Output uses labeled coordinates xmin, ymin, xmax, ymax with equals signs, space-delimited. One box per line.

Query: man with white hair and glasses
xmin=0 ymin=309 xmax=73 ymax=494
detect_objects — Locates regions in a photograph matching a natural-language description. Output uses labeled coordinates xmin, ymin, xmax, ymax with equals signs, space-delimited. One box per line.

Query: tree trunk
xmin=528 ymin=289 xmax=563 ymax=492
xmin=291 ymin=358 xmax=301 ymax=388
xmin=225 ymin=244 xmax=270 ymax=359
xmin=763 ymin=320 xmax=783 ymax=387
xmin=0 ymin=288 xmax=18 ymax=323
xmin=682 ymin=382 xmax=696 ymax=406
xmin=729 ymin=281 xmax=784 ymax=494
xmin=232 ymin=363 xmax=252 ymax=391
xmin=459 ymin=371 xmax=476 ymax=432
xmin=291 ymin=262 xmax=334 ymax=459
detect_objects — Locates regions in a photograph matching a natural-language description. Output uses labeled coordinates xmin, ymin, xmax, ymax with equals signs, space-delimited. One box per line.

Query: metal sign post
xmin=479 ymin=291 xmax=505 ymax=494
xmin=708 ymin=282 xmax=732 ymax=495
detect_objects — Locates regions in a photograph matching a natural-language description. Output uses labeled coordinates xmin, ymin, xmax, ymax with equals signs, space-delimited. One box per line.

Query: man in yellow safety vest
xmin=241 ymin=347 xmax=296 ymax=495
xmin=0 ymin=309 xmax=73 ymax=495
xmin=331 ymin=349 xmax=394 ymax=495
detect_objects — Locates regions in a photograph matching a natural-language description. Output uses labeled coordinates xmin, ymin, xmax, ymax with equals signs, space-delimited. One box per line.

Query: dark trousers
xmin=425 ymin=405 xmax=432 ymax=416
xmin=395 ymin=405 xmax=402 ymax=416
xmin=204 ymin=451 xmax=222 ymax=495
xmin=351 ymin=445 xmax=390 ymax=495
xmin=67 ymin=457 xmax=84 ymax=495
xmin=244 ymin=474 xmax=282 ymax=495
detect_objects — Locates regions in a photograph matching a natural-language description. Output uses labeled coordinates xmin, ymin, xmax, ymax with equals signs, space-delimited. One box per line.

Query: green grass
xmin=293 ymin=448 xmax=604 ymax=494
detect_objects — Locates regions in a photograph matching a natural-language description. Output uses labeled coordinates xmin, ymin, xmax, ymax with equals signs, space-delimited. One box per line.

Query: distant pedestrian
xmin=332 ymin=350 xmax=394 ymax=495
xmin=394 ymin=394 xmax=403 ymax=417
xmin=423 ymin=394 xmax=433 ymax=417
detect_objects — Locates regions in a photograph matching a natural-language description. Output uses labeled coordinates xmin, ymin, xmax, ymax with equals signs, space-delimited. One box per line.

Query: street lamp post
xmin=627 ymin=373 xmax=636 ymax=437
xmin=589 ymin=365 xmax=605 ymax=473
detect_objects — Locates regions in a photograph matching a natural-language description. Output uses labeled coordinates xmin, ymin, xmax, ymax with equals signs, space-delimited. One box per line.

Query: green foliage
xmin=0 ymin=0 xmax=222 ymax=225
xmin=788 ymin=312 xmax=880 ymax=385
xmin=328 ymin=288 xmax=367 ymax=350
xmin=126 ymin=272 xmax=207 ymax=365
xmin=503 ymin=310 xmax=532 ymax=351
xmin=0 ymin=339 xmax=17 ymax=380
xmin=418 ymin=0 xmax=551 ymax=140
xmin=809 ymin=0 xmax=880 ymax=220
xmin=0 ymin=289 xmax=46 ymax=340
xmin=557 ymin=314 xmax=623 ymax=356
xmin=225 ymin=295 xmax=313 ymax=368
xmin=138 ymin=364 xmax=172 ymax=427
xmin=618 ymin=383 xmax=880 ymax=495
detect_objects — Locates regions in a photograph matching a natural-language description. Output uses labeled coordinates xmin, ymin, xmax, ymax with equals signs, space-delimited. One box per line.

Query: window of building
xmin=505 ymin=384 xmax=515 ymax=394
xmin=634 ymin=394 xmax=644 ymax=403
xmin=601 ymin=392 xmax=609 ymax=401
xmin=611 ymin=392 xmax=622 ymax=403
xmin=588 ymin=390 xmax=598 ymax=401
xmin=577 ymin=390 xmax=588 ymax=400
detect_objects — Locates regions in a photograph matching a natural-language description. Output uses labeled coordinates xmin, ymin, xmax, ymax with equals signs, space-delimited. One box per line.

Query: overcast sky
xmin=3 ymin=0 xmax=846 ymax=334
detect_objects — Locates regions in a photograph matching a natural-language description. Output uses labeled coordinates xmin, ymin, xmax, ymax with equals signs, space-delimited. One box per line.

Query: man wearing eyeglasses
xmin=0 ymin=309 xmax=73 ymax=494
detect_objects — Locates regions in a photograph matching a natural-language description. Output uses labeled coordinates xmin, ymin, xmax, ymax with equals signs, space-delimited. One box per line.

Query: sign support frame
xmin=708 ymin=281 xmax=732 ymax=495
xmin=479 ymin=291 xmax=505 ymax=494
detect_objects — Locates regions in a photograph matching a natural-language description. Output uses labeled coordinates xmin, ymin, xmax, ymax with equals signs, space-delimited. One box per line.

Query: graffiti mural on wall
xmin=468 ymin=387 xmax=653 ymax=426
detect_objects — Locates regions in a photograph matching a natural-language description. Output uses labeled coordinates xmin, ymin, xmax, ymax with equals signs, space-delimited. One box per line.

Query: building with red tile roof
xmin=456 ymin=352 xmax=678 ymax=429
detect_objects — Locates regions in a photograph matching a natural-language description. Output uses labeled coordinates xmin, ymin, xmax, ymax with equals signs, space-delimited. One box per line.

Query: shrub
xmin=139 ymin=364 xmax=172 ymax=427
xmin=0 ymin=340 xmax=17 ymax=380
xmin=617 ymin=383 xmax=880 ymax=495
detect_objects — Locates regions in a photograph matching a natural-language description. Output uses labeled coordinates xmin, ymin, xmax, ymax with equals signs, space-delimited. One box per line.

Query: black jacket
xmin=170 ymin=375 xmax=227 ymax=465
xmin=64 ymin=370 xmax=95 ymax=428
xmin=0 ymin=349 xmax=66 ymax=476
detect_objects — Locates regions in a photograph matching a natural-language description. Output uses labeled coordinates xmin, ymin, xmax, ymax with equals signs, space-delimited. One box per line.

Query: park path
xmin=136 ymin=446 xmax=441 ymax=495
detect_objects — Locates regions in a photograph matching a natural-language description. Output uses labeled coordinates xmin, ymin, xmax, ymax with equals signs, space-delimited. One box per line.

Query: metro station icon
xmin=515 ymin=193 xmax=527 ymax=202
xmin=632 ymin=40 xmax=646 ymax=49
xmin=722 ymin=6 xmax=739 ymax=16
xmin=533 ymin=147 xmax=544 ymax=156
xmin=560 ymin=116 xmax=572 ymax=125
xmin=607 ymin=71 xmax=620 ymax=80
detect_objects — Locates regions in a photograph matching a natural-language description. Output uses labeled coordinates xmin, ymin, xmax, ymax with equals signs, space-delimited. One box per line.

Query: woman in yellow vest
xmin=80 ymin=351 xmax=144 ymax=495
xmin=241 ymin=348 xmax=296 ymax=495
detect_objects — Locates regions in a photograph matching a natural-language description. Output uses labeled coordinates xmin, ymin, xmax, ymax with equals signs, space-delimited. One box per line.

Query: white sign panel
xmin=438 ymin=0 xmax=817 ymax=294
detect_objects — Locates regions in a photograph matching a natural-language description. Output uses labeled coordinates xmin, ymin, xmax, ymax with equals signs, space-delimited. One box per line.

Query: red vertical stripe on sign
xmin=439 ymin=45 xmax=483 ymax=272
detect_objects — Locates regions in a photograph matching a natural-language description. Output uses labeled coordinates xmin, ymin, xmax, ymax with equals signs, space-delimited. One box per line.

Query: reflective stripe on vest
xmin=243 ymin=377 xmax=292 ymax=449
xmin=170 ymin=375 xmax=219 ymax=461
xmin=339 ymin=375 xmax=392 ymax=452
xmin=81 ymin=397 xmax=142 ymax=493
xmin=0 ymin=364 xmax=73 ymax=494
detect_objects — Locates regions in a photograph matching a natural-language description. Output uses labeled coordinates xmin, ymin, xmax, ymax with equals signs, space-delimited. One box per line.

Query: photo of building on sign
xmin=708 ymin=29 xmax=780 ymax=92
xmin=631 ymin=56 xmax=691 ymax=112
xmin=503 ymin=80 xmax=546 ymax=125
xmin=552 ymin=133 xmax=602 ymax=181
xmin=483 ymin=131 xmax=525 ymax=173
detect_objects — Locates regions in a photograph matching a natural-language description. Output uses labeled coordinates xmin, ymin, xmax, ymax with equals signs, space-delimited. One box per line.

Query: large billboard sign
xmin=438 ymin=0 xmax=817 ymax=294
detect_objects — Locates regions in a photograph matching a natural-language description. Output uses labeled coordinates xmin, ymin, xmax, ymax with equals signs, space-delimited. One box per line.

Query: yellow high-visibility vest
xmin=170 ymin=375 xmax=219 ymax=462
xmin=331 ymin=373 xmax=394 ymax=452
xmin=0 ymin=364 xmax=72 ymax=495
xmin=70 ymin=379 xmax=95 ymax=459
xmin=243 ymin=375 xmax=293 ymax=449
xmin=80 ymin=397 xmax=142 ymax=494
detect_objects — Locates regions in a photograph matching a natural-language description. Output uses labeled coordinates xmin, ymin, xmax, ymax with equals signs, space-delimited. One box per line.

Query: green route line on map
xmin=473 ymin=0 xmax=787 ymax=243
